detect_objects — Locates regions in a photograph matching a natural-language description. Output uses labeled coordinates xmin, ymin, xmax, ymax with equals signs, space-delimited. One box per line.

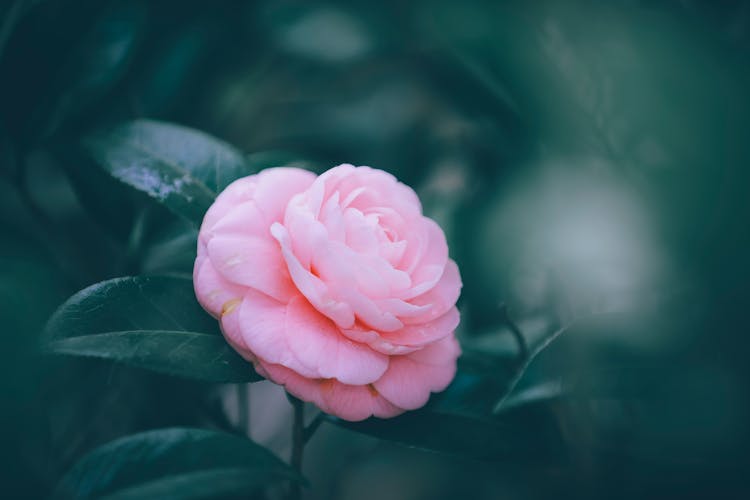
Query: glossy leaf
xmin=43 ymin=275 xmax=260 ymax=382
xmin=44 ymin=275 xmax=218 ymax=341
xmin=53 ymin=427 xmax=303 ymax=500
xmin=83 ymin=120 xmax=250 ymax=225
xmin=47 ymin=331 xmax=259 ymax=383
xmin=327 ymin=407 xmax=565 ymax=464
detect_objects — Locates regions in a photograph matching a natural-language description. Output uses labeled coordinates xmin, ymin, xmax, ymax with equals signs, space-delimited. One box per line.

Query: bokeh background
xmin=2 ymin=0 xmax=750 ymax=498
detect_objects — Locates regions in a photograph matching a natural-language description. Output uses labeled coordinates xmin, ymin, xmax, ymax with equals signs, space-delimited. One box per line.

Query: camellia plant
xmin=42 ymin=120 xmax=556 ymax=499
xmin=9 ymin=2 xmax=746 ymax=499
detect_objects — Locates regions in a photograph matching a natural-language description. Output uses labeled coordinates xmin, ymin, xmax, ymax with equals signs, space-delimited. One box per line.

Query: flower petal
xmin=255 ymin=360 xmax=403 ymax=421
xmin=237 ymin=290 xmax=388 ymax=385
xmin=373 ymin=335 xmax=461 ymax=410
xmin=404 ymin=259 xmax=462 ymax=324
xmin=207 ymin=234 xmax=295 ymax=302
xmin=194 ymin=256 xmax=246 ymax=318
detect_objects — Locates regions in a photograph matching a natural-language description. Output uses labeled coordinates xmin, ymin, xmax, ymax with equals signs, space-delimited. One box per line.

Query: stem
xmin=493 ymin=323 xmax=569 ymax=414
xmin=237 ymin=384 xmax=249 ymax=436
xmin=499 ymin=304 xmax=528 ymax=361
xmin=289 ymin=397 xmax=305 ymax=500
xmin=303 ymin=412 xmax=324 ymax=444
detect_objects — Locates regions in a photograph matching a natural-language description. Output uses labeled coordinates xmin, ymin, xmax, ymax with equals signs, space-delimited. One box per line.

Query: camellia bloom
xmin=194 ymin=164 xmax=461 ymax=421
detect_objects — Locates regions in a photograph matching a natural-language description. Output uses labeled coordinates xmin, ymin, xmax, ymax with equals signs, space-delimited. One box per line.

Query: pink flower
xmin=194 ymin=164 xmax=462 ymax=421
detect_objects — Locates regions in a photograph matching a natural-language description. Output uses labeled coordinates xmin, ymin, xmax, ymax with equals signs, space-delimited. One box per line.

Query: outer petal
xmin=252 ymin=167 xmax=317 ymax=222
xmin=341 ymin=307 xmax=459 ymax=355
xmin=237 ymin=291 xmax=388 ymax=385
xmin=194 ymin=256 xmax=246 ymax=318
xmin=379 ymin=306 xmax=459 ymax=350
xmin=373 ymin=335 xmax=461 ymax=410
xmin=219 ymin=297 xmax=250 ymax=355
xmin=399 ymin=218 xmax=449 ymax=299
xmin=403 ymin=259 xmax=462 ymax=324
xmin=199 ymin=176 xmax=258 ymax=244
xmin=255 ymin=361 xmax=403 ymax=422
xmin=207 ymin=234 xmax=295 ymax=302
xmin=318 ymin=379 xmax=404 ymax=421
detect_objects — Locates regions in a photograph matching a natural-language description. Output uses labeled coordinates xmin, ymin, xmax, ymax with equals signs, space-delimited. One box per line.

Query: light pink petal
xmin=193 ymin=257 xmax=246 ymax=318
xmin=219 ymin=297 xmax=250 ymax=355
xmin=234 ymin=290 xmax=317 ymax=374
xmin=199 ymin=176 xmax=258 ymax=244
xmin=237 ymin=290 xmax=387 ymax=385
xmin=207 ymin=234 xmax=295 ymax=302
xmin=379 ymin=307 xmax=459 ymax=349
xmin=271 ymin=222 xmax=355 ymax=328
xmin=283 ymin=295 xmax=388 ymax=385
xmin=404 ymin=259 xmax=462 ymax=324
xmin=255 ymin=360 xmax=403 ymax=421
xmin=341 ymin=307 xmax=459 ymax=355
xmin=253 ymin=360 xmax=327 ymax=411
xmin=252 ymin=167 xmax=316 ymax=222
xmin=209 ymin=200 xmax=269 ymax=239
xmin=400 ymin=218 xmax=449 ymax=299
xmin=373 ymin=335 xmax=461 ymax=410
xmin=318 ymin=380 xmax=404 ymax=421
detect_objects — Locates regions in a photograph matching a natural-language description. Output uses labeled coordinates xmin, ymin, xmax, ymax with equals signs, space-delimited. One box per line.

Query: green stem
xmin=500 ymin=303 xmax=528 ymax=361
xmin=237 ymin=384 xmax=249 ymax=436
xmin=288 ymin=398 xmax=305 ymax=500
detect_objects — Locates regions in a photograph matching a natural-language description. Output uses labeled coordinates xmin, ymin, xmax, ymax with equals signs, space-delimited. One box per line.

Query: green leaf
xmin=47 ymin=331 xmax=258 ymax=383
xmin=245 ymin=150 xmax=321 ymax=174
xmin=44 ymin=275 xmax=217 ymax=340
xmin=100 ymin=467 xmax=283 ymax=500
xmin=31 ymin=2 xmax=148 ymax=140
xmin=53 ymin=427 xmax=303 ymax=500
xmin=83 ymin=120 xmax=250 ymax=225
xmin=424 ymin=349 xmax=518 ymax=416
xmin=327 ymin=408 xmax=565 ymax=464
xmin=43 ymin=275 xmax=261 ymax=382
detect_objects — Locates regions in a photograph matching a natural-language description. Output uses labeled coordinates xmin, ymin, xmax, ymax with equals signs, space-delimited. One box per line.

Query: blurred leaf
xmin=32 ymin=1 xmax=147 ymax=140
xmin=83 ymin=120 xmax=250 ymax=225
xmin=100 ymin=467 xmax=281 ymax=500
xmin=50 ymin=142 xmax=138 ymax=245
xmin=140 ymin=219 xmax=197 ymax=274
xmin=245 ymin=150 xmax=320 ymax=174
xmin=46 ymin=330 xmax=259 ymax=383
xmin=43 ymin=275 xmax=260 ymax=382
xmin=53 ymin=427 xmax=302 ymax=500
xmin=325 ymin=321 xmax=574 ymax=461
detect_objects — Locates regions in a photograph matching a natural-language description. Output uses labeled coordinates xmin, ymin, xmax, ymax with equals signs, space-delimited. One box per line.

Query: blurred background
xmin=2 ymin=0 xmax=750 ymax=498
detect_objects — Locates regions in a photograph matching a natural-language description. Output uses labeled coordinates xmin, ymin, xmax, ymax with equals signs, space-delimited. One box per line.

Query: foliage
xmin=1 ymin=0 xmax=749 ymax=499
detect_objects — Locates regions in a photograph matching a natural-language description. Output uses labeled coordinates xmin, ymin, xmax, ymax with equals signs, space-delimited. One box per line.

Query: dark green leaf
xmin=245 ymin=150 xmax=320 ymax=174
xmin=43 ymin=275 xmax=260 ymax=382
xmin=53 ymin=427 xmax=303 ymax=500
xmin=100 ymin=467 xmax=282 ymax=500
xmin=47 ymin=331 xmax=259 ymax=383
xmin=32 ymin=2 xmax=147 ymax=140
xmin=44 ymin=275 xmax=218 ymax=341
xmin=425 ymin=349 xmax=518 ymax=416
xmin=327 ymin=408 xmax=565 ymax=464
xmin=140 ymin=219 xmax=198 ymax=274
xmin=83 ymin=120 xmax=250 ymax=225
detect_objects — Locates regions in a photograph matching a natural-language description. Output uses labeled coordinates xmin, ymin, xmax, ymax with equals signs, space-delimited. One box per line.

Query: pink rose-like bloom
xmin=194 ymin=164 xmax=462 ymax=421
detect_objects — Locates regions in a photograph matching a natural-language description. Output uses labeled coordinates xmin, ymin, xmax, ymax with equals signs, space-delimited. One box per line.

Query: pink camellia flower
xmin=193 ymin=164 xmax=462 ymax=421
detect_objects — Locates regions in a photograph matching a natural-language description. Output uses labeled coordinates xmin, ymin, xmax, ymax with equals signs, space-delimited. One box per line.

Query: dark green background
xmin=1 ymin=0 xmax=749 ymax=498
